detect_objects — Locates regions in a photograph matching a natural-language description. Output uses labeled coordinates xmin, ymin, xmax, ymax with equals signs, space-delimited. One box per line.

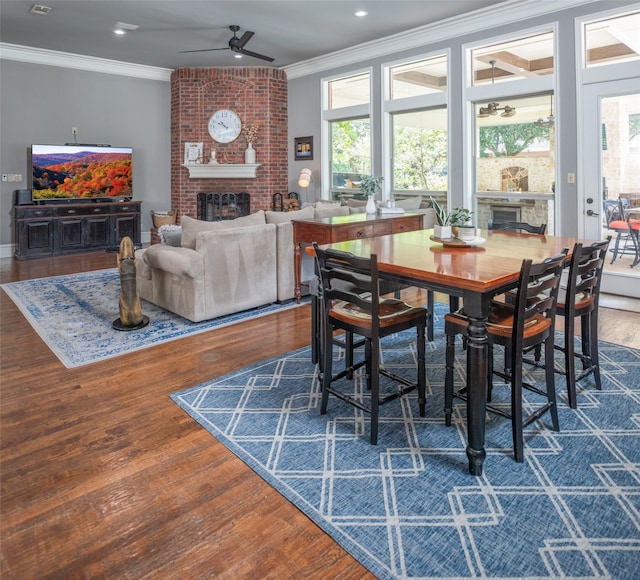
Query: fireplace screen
xmin=197 ymin=192 xmax=250 ymax=221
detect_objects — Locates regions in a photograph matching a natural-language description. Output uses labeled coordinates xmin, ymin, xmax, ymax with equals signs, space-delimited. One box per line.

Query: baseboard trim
xmin=0 ymin=232 xmax=150 ymax=260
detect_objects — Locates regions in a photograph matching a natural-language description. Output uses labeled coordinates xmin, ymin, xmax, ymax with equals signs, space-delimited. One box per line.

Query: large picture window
xmin=391 ymin=108 xmax=447 ymax=193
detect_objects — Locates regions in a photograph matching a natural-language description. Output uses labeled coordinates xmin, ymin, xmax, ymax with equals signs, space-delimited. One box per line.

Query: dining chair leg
xmin=545 ymin=337 xmax=560 ymax=431
xmin=444 ymin=330 xmax=455 ymax=426
xmin=345 ymin=331 xmax=355 ymax=380
xmin=564 ymin=309 xmax=578 ymax=409
xmin=588 ymin=312 xmax=603 ymax=390
xmin=487 ymin=344 xmax=494 ymax=402
xmin=369 ymin=338 xmax=380 ymax=445
xmin=417 ymin=322 xmax=427 ymax=416
xmin=610 ymin=233 xmax=623 ymax=264
xmin=427 ymin=290 xmax=435 ymax=342
xmin=320 ymin=321 xmax=334 ymax=414
xmin=511 ymin=363 xmax=525 ymax=463
xmin=311 ymin=294 xmax=319 ymax=365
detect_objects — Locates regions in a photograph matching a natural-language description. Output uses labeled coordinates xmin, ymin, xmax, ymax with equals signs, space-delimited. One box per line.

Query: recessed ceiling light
xmin=355 ymin=10 xmax=368 ymax=17
xmin=234 ymin=54 xmax=243 ymax=59
xmin=113 ymin=21 xmax=139 ymax=35
xmin=30 ymin=4 xmax=52 ymax=15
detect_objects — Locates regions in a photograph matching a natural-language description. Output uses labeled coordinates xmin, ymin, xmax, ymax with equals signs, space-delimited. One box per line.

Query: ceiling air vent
xmin=30 ymin=4 xmax=52 ymax=15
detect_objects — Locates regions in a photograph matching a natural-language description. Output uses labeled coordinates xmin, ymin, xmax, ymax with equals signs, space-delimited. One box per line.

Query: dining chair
xmin=626 ymin=210 xmax=640 ymax=268
xmin=603 ymin=198 xmax=632 ymax=264
xmin=444 ymin=253 xmax=566 ymax=462
xmin=554 ymin=238 xmax=610 ymax=408
xmin=487 ymin=220 xmax=547 ymax=234
xmin=313 ymin=243 xmax=427 ymax=445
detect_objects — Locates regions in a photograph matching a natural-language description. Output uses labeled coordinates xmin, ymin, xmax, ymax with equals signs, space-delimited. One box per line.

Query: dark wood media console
xmin=14 ymin=200 xmax=142 ymax=260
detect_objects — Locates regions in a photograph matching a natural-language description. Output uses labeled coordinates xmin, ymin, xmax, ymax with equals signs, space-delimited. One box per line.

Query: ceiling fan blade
xmin=236 ymin=30 xmax=254 ymax=49
xmin=180 ymin=47 xmax=229 ymax=54
xmin=236 ymin=47 xmax=274 ymax=62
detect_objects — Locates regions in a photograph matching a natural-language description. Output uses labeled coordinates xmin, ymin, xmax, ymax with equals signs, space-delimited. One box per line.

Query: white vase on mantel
xmin=245 ymin=143 xmax=256 ymax=164
xmin=366 ymin=195 xmax=377 ymax=215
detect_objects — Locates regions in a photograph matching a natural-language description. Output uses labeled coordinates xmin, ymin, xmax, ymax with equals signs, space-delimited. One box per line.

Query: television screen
xmin=31 ymin=144 xmax=133 ymax=201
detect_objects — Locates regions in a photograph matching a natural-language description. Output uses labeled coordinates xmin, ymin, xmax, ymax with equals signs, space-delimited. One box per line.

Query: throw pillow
xmin=395 ymin=196 xmax=422 ymax=210
xmin=265 ymin=205 xmax=315 ymax=224
xmin=346 ymin=199 xmax=367 ymax=208
xmin=180 ymin=211 xmax=266 ymax=249
xmin=158 ymin=224 xmax=182 ymax=246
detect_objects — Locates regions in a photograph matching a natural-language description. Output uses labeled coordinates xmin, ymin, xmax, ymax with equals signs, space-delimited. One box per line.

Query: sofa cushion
xmin=314 ymin=205 xmax=350 ymax=219
xmin=314 ymin=200 xmax=342 ymax=209
xmin=265 ymin=205 xmax=315 ymax=224
xmin=395 ymin=196 xmax=422 ymax=210
xmin=346 ymin=199 xmax=367 ymax=208
xmin=143 ymin=244 xmax=204 ymax=278
xmin=181 ymin=211 xmax=266 ymax=249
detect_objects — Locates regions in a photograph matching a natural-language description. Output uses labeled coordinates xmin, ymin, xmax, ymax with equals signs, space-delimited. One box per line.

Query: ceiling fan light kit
xmin=477 ymin=59 xmax=516 ymax=119
xmin=535 ymin=94 xmax=555 ymax=127
xmin=180 ymin=25 xmax=274 ymax=62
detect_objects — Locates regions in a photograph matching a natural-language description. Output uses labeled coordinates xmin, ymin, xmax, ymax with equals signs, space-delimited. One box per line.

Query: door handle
xmin=586 ymin=209 xmax=599 ymax=216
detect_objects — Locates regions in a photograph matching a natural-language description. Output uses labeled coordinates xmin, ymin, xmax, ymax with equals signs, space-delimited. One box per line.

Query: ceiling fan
xmin=180 ymin=25 xmax=274 ymax=62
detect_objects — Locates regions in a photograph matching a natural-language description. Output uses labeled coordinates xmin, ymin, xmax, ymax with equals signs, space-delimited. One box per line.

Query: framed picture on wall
xmin=294 ymin=136 xmax=313 ymax=161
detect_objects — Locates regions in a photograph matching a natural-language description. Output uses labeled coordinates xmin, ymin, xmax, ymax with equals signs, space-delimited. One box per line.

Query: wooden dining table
xmin=323 ymin=228 xmax=591 ymax=476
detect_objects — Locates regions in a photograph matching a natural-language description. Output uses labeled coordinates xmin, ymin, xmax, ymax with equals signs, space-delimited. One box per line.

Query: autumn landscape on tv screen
xmin=32 ymin=146 xmax=133 ymax=200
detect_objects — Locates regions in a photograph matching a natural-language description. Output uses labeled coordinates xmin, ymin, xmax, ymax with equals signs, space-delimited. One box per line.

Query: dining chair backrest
xmin=316 ymin=247 xmax=380 ymax=326
xmin=512 ymin=254 xmax=566 ymax=352
xmin=564 ymin=239 xmax=610 ymax=317
xmin=603 ymin=199 xmax=627 ymax=227
xmin=487 ymin=220 xmax=546 ymax=234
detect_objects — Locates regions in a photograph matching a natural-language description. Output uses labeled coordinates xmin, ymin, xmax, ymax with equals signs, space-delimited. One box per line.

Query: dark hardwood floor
xmin=1 ymin=252 xmax=371 ymax=579
xmin=2 ymin=251 xmax=638 ymax=578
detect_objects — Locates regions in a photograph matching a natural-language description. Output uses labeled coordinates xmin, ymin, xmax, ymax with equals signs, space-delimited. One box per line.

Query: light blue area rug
xmin=1 ymin=269 xmax=305 ymax=368
xmin=172 ymin=322 xmax=640 ymax=579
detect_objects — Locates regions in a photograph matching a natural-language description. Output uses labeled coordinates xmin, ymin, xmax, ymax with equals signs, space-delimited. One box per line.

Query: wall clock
xmin=207 ymin=109 xmax=242 ymax=143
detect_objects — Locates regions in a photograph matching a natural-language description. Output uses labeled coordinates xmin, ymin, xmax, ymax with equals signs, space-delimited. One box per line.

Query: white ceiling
xmin=0 ymin=0 xmax=509 ymax=70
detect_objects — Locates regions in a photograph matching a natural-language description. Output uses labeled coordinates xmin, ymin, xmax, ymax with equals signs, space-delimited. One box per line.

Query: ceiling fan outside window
xmin=180 ymin=25 xmax=274 ymax=62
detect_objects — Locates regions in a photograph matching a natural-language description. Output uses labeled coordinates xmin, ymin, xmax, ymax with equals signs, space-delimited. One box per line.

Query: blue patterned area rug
xmin=1 ymin=269 xmax=305 ymax=369
xmin=172 ymin=327 xmax=640 ymax=579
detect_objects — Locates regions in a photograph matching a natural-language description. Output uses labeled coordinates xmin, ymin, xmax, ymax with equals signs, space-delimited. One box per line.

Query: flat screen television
xmin=31 ymin=144 xmax=133 ymax=201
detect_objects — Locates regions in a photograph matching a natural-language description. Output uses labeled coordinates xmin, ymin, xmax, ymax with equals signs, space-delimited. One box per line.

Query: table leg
xmin=294 ymin=241 xmax=302 ymax=303
xmin=461 ymin=292 xmax=489 ymax=476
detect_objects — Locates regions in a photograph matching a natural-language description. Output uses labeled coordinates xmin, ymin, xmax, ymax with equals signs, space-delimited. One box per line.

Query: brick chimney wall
xmin=170 ymin=67 xmax=288 ymax=221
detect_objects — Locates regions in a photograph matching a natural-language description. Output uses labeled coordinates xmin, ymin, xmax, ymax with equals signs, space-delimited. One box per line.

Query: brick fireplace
xmin=170 ymin=68 xmax=288 ymax=223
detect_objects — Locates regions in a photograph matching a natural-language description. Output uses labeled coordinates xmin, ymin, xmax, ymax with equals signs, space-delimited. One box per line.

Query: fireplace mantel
xmin=182 ymin=163 xmax=261 ymax=179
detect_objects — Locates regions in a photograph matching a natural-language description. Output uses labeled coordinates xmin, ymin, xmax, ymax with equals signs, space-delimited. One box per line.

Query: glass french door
xmin=581 ymin=79 xmax=640 ymax=299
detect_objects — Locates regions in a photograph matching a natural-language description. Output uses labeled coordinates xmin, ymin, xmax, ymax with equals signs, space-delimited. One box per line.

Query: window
xmin=474 ymin=93 xmax=556 ymax=230
xmin=330 ymin=118 xmax=371 ymax=194
xmin=391 ymin=108 xmax=447 ymax=192
xmin=325 ymin=71 xmax=372 ymax=198
xmin=389 ymin=55 xmax=447 ymax=99
xmin=328 ymin=72 xmax=370 ymax=109
xmin=584 ymin=11 xmax=640 ymax=68
xmin=471 ymin=31 xmax=554 ymax=86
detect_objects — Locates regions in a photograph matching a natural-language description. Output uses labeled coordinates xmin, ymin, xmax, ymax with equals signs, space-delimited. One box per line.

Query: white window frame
xmin=463 ymin=24 xmax=559 ymax=226
xmin=322 ymin=67 xmax=372 ymax=200
xmin=382 ymin=50 xmax=449 ymax=201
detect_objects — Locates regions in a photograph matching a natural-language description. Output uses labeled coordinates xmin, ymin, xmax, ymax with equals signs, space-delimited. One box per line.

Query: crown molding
xmin=0 ymin=42 xmax=172 ymax=82
xmin=283 ymin=0 xmax=600 ymax=79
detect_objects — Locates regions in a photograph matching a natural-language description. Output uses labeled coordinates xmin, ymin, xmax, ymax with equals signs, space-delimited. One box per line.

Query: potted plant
xmin=430 ymin=197 xmax=473 ymax=239
xmin=360 ymin=175 xmax=384 ymax=214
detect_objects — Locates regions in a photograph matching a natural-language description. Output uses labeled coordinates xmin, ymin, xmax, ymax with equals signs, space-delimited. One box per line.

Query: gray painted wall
xmin=0 ymin=60 xmax=171 ymax=252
